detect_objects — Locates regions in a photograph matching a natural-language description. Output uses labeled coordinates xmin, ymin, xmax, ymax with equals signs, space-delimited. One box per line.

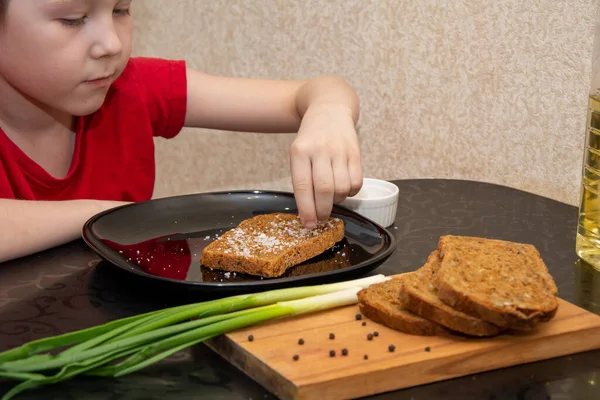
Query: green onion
xmin=0 ymin=310 xmax=166 ymax=364
xmin=88 ymin=304 xmax=276 ymax=377
xmin=0 ymin=372 xmax=46 ymax=382
xmin=0 ymin=274 xmax=387 ymax=399
xmin=106 ymin=286 xmax=367 ymax=378
xmin=1 ymin=347 xmax=143 ymax=400
xmin=1 ymin=274 xmax=385 ymax=366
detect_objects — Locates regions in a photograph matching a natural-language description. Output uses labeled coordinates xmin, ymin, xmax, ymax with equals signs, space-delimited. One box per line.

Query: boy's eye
xmin=59 ymin=17 xmax=86 ymax=27
xmin=58 ymin=8 xmax=130 ymax=27
xmin=114 ymin=8 xmax=131 ymax=17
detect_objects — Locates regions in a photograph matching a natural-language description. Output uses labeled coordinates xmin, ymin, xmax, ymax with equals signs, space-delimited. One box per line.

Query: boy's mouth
xmin=84 ymin=74 xmax=114 ymax=87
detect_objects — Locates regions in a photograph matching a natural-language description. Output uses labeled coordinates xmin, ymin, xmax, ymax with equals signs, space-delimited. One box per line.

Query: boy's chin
xmin=68 ymin=97 xmax=108 ymax=116
xmin=71 ymin=107 xmax=102 ymax=117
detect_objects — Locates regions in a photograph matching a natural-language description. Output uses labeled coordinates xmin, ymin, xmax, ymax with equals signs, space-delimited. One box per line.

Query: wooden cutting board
xmin=205 ymin=296 xmax=600 ymax=400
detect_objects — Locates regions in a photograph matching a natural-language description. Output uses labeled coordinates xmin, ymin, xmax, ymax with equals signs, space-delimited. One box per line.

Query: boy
xmin=0 ymin=0 xmax=363 ymax=263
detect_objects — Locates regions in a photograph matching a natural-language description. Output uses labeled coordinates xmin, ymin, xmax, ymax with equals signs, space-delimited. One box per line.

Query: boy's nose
xmin=90 ymin=23 xmax=123 ymax=59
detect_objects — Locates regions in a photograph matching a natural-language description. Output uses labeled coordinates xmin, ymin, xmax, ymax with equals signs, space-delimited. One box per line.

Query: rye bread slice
xmin=435 ymin=235 xmax=559 ymax=330
xmin=200 ymin=213 xmax=344 ymax=278
xmin=399 ymin=251 xmax=504 ymax=337
xmin=357 ymin=275 xmax=450 ymax=336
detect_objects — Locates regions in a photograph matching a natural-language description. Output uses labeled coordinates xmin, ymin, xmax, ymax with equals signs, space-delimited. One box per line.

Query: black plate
xmin=82 ymin=190 xmax=396 ymax=295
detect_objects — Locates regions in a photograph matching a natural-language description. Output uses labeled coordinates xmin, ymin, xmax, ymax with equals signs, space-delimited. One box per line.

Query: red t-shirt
xmin=0 ymin=57 xmax=187 ymax=202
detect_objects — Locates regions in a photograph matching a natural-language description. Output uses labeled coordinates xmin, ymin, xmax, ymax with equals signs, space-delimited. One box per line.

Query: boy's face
xmin=0 ymin=0 xmax=133 ymax=117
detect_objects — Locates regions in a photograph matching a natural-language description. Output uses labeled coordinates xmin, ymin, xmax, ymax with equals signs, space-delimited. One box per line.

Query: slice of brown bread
xmin=435 ymin=235 xmax=559 ymax=330
xmin=357 ymin=275 xmax=451 ymax=336
xmin=399 ymin=251 xmax=504 ymax=337
xmin=200 ymin=213 xmax=344 ymax=278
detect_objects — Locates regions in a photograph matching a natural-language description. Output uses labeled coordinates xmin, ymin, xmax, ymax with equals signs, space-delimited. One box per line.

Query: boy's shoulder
xmin=103 ymin=57 xmax=188 ymax=140
xmin=111 ymin=57 xmax=187 ymax=95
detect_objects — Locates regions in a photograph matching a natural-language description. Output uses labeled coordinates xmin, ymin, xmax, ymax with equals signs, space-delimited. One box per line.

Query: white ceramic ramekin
xmin=340 ymin=178 xmax=399 ymax=227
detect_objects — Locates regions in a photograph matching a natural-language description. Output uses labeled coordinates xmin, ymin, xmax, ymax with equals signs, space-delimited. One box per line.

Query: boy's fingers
xmin=290 ymin=154 xmax=317 ymax=228
xmin=312 ymin=156 xmax=334 ymax=223
xmin=332 ymin=157 xmax=351 ymax=204
xmin=348 ymin=152 xmax=363 ymax=197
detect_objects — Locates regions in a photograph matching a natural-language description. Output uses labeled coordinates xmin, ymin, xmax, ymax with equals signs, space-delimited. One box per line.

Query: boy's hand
xmin=290 ymin=103 xmax=363 ymax=229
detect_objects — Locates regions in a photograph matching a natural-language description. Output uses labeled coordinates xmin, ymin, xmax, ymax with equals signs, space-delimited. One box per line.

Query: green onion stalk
xmin=0 ymin=274 xmax=388 ymax=400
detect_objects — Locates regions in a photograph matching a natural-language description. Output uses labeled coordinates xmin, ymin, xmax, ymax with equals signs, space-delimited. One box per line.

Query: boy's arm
xmin=0 ymin=199 xmax=129 ymax=263
xmin=183 ymin=70 xmax=362 ymax=228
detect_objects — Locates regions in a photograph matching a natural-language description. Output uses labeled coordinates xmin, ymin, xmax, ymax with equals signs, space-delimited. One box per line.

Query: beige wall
xmin=132 ymin=0 xmax=597 ymax=206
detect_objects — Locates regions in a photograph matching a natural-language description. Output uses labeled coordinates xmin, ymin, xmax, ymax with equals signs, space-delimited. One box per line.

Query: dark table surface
xmin=1 ymin=179 xmax=600 ymax=400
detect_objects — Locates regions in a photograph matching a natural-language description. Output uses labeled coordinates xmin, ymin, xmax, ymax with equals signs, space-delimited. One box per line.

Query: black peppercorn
xmin=342 ymin=348 xmax=348 ymax=356
xmin=374 ymin=331 xmax=379 ymax=337
xmin=298 ymin=338 xmax=305 ymax=345
xmin=293 ymin=354 xmax=299 ymax=361
xmin=364 ymin=354 xmax=368 ymax=360
xmin=388 ymin=344 xmax=395 ymax=352
xmin=425 ymin=346 xmax=431 ymax=352
xmin=355 ymin=314 xmax=362 ymax=320
xmin=248 ymin=334 xmax=254 ymax=342
xmin=329 ymin=333 xmax=335 ymax=340
xmin=367 ymin=333 xmax=374 ymax=340
xmin=362 ymin=321 xmax=367 ymax=326
xmin=329 ymin=350 xmax=336 ymax=357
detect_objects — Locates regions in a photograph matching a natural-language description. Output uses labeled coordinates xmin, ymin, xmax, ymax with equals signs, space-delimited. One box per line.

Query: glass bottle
xmin=576 ymin=6 xmax=600 ymax=270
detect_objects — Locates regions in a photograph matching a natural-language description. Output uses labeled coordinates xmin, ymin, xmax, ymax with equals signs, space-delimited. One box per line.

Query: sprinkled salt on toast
xmin=200 ymin=213 xmax=344 ymax=278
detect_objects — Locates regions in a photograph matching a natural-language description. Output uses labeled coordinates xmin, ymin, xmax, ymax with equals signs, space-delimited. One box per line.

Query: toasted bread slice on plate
xmin=435 ymin=235 xmax=559 ymax=330
xmin=200 ymin=212 xmax=344 ymax=278
xmin=358 ymin=274 xmax=451 ymax=336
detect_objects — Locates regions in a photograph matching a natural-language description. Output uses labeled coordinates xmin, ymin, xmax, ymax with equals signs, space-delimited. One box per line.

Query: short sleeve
xmin=0 ymin=161 xmax=16 ymax=199
xmin=120 ymin=57 xmax=188 ymax=139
